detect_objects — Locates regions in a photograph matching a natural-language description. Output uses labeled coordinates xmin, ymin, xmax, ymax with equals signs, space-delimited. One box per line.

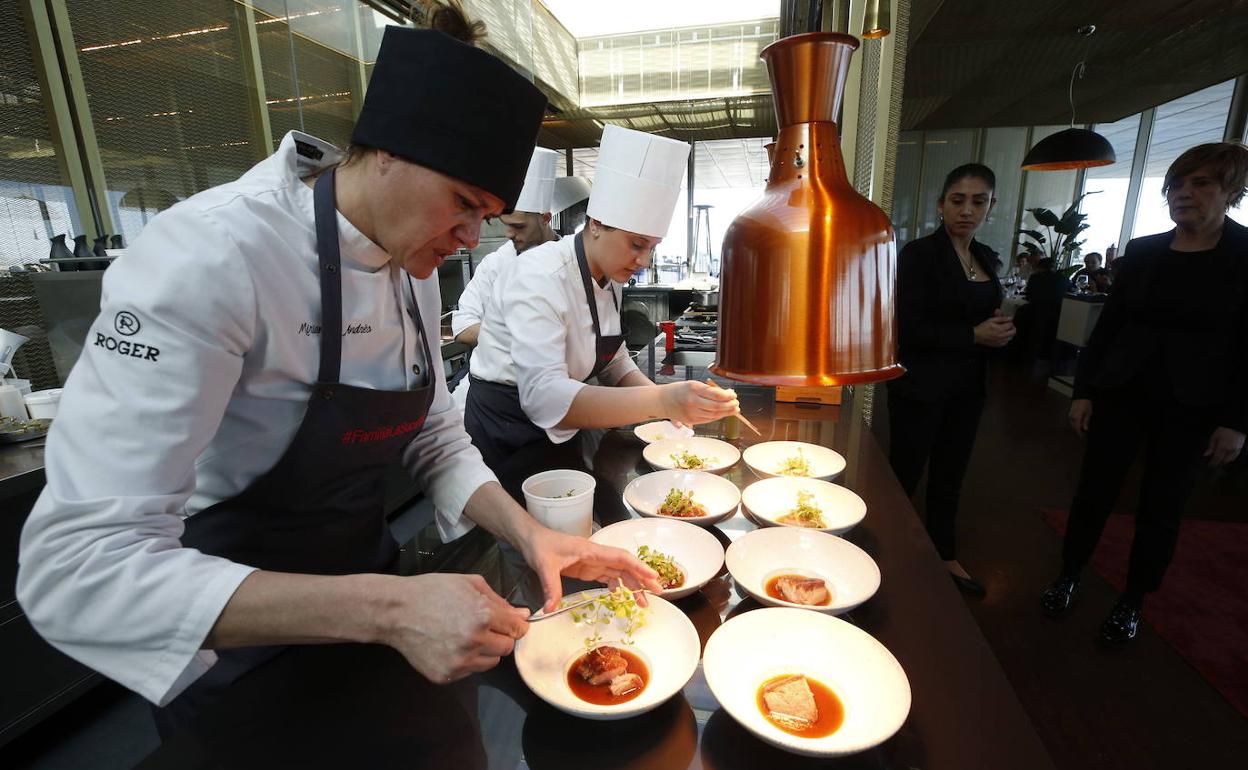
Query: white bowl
xmin=633 ymin=420 xmax=696 ymax=444
xmin=741 ymin=477 xmax=866 ymax=535
xmin=742 ymin=441 xmax=845 ymax=481
xmin=725 ymin=527 xmax=880 ymax=614
xmin=590 ymin=518 xmax=725 ymax=601
xmin=522 ymin=469 xmax=596 ymax=538
xmin=703 ymin=608 xmax=911 ymax=757
xmin=643 ymin=436 xmax=740 ymax=474
xmin=623 ymin=469 xmax=741 ymax=527
xmin=515 ymin=590 xmax=700 ymax=720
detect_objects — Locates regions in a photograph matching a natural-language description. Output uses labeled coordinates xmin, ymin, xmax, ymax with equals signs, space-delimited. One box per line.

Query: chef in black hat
xmin=17 ymin=6 xmax=658 ymax=733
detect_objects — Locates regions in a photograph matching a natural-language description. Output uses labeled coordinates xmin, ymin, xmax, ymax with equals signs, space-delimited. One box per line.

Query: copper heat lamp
xmin=712 ymin=33 xmax=902 ymax=386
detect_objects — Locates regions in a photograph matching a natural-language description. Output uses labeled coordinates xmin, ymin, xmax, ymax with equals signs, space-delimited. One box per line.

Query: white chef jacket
xmin=450 ymin=239 xmax=516 ymax=337
xmin=470 ymin=236 xmax=640 ymax=444
xmin=16 ymin=131 xmax=496 ymax=707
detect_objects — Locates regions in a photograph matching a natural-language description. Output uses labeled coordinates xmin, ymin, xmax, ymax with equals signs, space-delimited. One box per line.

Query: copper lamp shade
xmin=1021 ymin=127 xmax=1116 ymax=171
xmin=712 ymin=33 xmax=902 ymax=387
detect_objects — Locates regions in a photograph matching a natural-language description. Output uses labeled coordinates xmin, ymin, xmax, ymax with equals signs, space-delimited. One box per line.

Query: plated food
xmin=569 ymin=645 xmax=648 ymax=704
xmin=703 ymin=608 xmax=911 ymax=757
xmin=0 ymin=416 xmax=51 ymax=444
xmin=643 ymin=437 xmax=740 ymax=474
xmin=623 ymin=469 xmax=741 ymax=527
xmin=725 ymin=526 xmax=880 ymax=614
xmin=742 ymin=441 xmax=845 ymax=481
xmin=657 ymin=488 xmax=708 ymax=518
xmin=637 ymin=545 xmax=685 ymax=589
xmin=741 ymin=477 xmax=867 ymax=535
xmin=632 ymin=420 xmax=696 ymax=444
xmin=758 ymin=673 xmax=844 ymax=737
xmin=515 ymin=589 xmax=700 ymax=720
xmin=590 ymin=517 xmax=725 ymax=600
xmin=765 ymin=574 xmax=831 ymax=607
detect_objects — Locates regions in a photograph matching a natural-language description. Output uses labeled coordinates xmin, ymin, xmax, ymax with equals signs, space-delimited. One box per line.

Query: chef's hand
xmin=519 ymin=525 xmax=662 ymax=614
xmin=974 ymin=310 xmax=1016 ymax=348
xmin=1069 ymin=399 xmax=1093 ymax=437
xmin=1204 ymin=426 xmax=1246 ymax=467
xmin=659 ymin=381 xmax=739 ymax=425
xmin=382 ymin=573 xmax=529 ymax=684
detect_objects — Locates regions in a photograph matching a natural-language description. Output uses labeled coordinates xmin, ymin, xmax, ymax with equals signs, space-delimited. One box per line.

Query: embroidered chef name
xmin=340 ymin=417 xmax=425 ymax=445
xmin=298 ymin=322 xmax=374 ymax=336
xmin=93 ymin=332 xmax=160 ymax=362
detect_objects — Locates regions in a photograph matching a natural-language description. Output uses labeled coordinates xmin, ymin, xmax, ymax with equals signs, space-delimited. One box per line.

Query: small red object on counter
xmin=659 ymin=321 xmax=676 ymax=352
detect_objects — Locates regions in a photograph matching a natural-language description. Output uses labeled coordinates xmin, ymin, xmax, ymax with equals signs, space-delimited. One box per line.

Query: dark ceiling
xmin=903 ymin=0 xmax=1248 ymax=130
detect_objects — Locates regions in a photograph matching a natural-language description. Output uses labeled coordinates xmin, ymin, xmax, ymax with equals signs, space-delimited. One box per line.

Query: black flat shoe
xmin=1097 ymin=600 xmax=1140 ymax=646
xmin=1040 ymin=575 xmax=1080 ymax=617
xmin=950 ymin=572 xmax=986 ymax=599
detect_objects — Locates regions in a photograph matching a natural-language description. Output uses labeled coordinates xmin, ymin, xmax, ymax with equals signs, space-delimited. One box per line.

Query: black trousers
xmin=887 ymin=389 xmax=986 ymax=560
xmin=1061 ymin=387 xmax=1215 ymax=595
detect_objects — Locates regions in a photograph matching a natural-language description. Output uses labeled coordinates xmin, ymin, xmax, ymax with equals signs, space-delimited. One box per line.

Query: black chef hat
xmin=351 ymin=26 xmax=547 ymax=212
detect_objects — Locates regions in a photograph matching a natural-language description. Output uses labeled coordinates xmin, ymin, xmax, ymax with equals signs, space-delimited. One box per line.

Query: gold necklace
xmin=957 ymin=249 xmax=977 ymax=279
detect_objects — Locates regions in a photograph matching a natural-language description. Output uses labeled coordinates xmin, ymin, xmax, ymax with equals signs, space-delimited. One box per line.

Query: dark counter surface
xmin=0 ymin=439 xmax=45 ymax=501
xmin=138 ymin=383 xmax=1054 ymax=770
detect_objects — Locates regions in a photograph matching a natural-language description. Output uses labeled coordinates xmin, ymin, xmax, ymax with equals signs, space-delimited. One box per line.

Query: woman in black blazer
xmin=888 ymin=164 xmax=1016 ymax=597
xmin=1042 ymin=142 xmax=1248 ymax=644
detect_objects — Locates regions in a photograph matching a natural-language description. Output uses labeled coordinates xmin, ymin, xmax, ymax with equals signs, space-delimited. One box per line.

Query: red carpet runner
xmin=1041 ymin=509 xmax=1248 ymax=719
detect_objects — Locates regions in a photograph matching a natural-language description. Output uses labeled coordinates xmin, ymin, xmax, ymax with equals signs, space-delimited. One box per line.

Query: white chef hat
xmin=587 ymin=125 xmax=690 ymax=237
xmin=513 ymin=147 xmax=560 ymax=214
xmin=551 ymin=176 xmax=591 ymax=213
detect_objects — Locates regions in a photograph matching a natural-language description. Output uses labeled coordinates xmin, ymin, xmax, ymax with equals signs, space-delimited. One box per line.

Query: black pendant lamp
xmin=1022 ymin=26 xmax=1115 ymax=172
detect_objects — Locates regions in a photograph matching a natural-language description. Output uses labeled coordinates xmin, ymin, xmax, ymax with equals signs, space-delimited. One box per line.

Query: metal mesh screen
xmin=0 ymin=2 xmax=85 ymax=271
xmin=853 ymin=38 xmax=882 ymax=197
xmin=65 ymin=0 xmax=269 ymax=244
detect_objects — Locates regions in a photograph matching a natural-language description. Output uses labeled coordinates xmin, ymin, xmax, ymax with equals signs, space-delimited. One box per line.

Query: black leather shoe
xmin=1040 ymin=576 xmax=1080 ymax=617
xmin=950 ymin=572 xmax=986 ymax=599
xmin=1097 ymin=600 xmax=1140 ymax=646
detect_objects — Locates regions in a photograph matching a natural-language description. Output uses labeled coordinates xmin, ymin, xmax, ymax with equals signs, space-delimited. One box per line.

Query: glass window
xmin=976 ymin=127 xmax=1027 ymax=263
xmin=914 ymin=130 xmax=975 ymax=240
xmin=1132 ymin=79 xmax=1235 ymax=239
xmin=1080 ymin=113 xmax=1141 ymax=258
xmin=0 ymin=3 xmax=86 ymax=269
xmin=889 ymin=132 xmax=922 ymax=250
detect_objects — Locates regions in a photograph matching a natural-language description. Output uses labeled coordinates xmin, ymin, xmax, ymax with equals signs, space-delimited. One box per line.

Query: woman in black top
xmin=1042 ymin=143 xmax=1248 ymax=644
xmin=888 ymin=164 xmax=1016 ymax=597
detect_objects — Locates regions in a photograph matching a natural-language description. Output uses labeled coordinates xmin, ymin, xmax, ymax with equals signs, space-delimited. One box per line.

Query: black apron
xmin=463 ymin=231 xmax=624 ymax=500
xmin=157 ymin=167 xmax=437 ymax=736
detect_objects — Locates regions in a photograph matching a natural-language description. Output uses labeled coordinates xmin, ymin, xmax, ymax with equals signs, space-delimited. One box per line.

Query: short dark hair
xmin=1035 ymin=257 xmax=1055 ymax=271
xmin=940 ymin=163 xmax=996 ymax=201
xmin=1163 ymin=142 xmax=1248 ymax=207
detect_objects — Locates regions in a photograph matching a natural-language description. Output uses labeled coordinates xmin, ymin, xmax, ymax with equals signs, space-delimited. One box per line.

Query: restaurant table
xmin=138 ymin=382 xmax=1055 ymax=770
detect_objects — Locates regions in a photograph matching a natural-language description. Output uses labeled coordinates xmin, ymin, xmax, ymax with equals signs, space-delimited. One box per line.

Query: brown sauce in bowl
xmin=764 ymin=574 xmax=832 ymax=606
xmin=756 ymin=674 xmax=845 ymax=738
xmin=566 ymin=648 xmax=650 ymax=705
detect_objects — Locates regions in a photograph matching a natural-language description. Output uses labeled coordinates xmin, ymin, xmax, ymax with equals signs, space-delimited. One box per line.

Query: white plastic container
xmin=521 ymin=469 xmax=596 ymax=537
xmin=0 ymin=383 xmax=27 ymax=420
xmin=23 ymin=388 xmax=61 ymax=420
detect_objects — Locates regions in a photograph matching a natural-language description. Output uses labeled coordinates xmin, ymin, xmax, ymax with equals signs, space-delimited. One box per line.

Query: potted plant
xmin=1016 ymin=192 xmax=1097 ymax=273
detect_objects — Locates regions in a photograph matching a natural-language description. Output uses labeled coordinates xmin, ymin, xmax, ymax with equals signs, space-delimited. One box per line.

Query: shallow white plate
xmin=590 ymin=518 xmax=725 ymax=600
xmin=623 ymin=469 xmax=741 ymax=527
xmin=514 ymin=590 xmax=700 ymax=720
xmin=703 ymin=607 xmax=911 ymax=757
xmin=742 ymin=441 xmax=846 ymax=481
xmin=741 ymin=477 xmax=866 ymax=535
xmin=643 ymin=436 xmax=740 ymax=474
xmin=633 ymin=420 xmax=696 ymax=444
xmin=725 ymin=527 xmax=880 ymax=614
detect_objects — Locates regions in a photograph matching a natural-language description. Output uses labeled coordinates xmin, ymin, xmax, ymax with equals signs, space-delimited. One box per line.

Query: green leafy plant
xmin=1016 ymin=191 xmax=1098 ymax=269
